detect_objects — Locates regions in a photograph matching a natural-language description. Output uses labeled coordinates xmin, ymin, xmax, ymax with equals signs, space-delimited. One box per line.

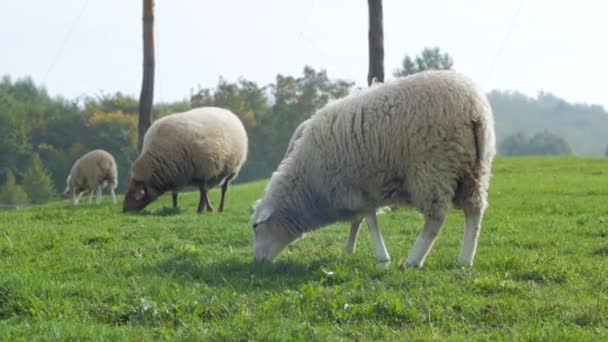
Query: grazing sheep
xmin=64 ymin=149 xmax=118 ymax=206
xmin=251 ymin=70 xmax=496 ymax=267
xmin=280 ymin=118 xmax=381 ymax=256
xmin=123 ymin=107 xmax=248 ymax=213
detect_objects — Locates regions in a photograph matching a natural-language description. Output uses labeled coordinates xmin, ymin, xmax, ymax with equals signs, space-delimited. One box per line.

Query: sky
xmin=1 ymin=0 xmax=606 ymax=109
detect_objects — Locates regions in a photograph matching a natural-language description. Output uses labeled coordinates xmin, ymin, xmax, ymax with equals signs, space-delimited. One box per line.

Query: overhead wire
xmin=43 ymin=0 xmax=91 ymax=83
xmin=484 ymin=0 xmax=525 ymax=86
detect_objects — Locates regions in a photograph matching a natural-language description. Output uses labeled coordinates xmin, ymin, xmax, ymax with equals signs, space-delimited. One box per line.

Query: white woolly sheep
xmin=251 ymin=70 xmax=496 ymax=267
xmin=123 ymin=107 xmax=248 ymax=213
xmin=279 ymin=118 xmax=383 ymax=256
xmin=63 ymin=149 xmax=118 ymax=206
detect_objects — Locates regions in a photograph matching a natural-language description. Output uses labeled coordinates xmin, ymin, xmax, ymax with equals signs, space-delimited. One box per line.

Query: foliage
xmin=500 ymin=130 xmax=573 ymax=156
xmin=490 ymin=90 xmax=608 ymax=156
xmin=1 ymin=60 xmax=608 ymax=200
xmin=23 ymin=153 xmax=55 ymax=204
xmin=0 ymin=157 xmax=607 ymax=340
xmin=190 ymin=66 xmax=354 ymax=182
xmin=393 ymin=47 xmax=454 ymax=77
xmin=0 ymin=170 xmax=29 ymax=206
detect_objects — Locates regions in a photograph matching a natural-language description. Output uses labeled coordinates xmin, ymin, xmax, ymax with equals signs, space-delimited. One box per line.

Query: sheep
xmin=123 ymin=106 xmax=248 ymax=213
xmin=63 ymin=149 xmax=118 ymax=206
xmin=251 ymin=70 xmax=496 ymax=267
xmin=280 ymin=118 xmax=385 ymax=256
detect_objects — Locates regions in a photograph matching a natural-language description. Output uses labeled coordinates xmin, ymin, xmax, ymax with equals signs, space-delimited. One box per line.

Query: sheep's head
xmin=62 ymin=175 xmax=72 ymax=197
xmin=251 ymin=201 xmax=298 ymax=262
xmin=123 ymin=180 xmax=156 ymax=212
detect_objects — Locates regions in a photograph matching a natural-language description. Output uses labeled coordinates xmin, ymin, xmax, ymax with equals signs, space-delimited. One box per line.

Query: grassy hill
xmin=1 ymin=157 xmax=607 ymax=340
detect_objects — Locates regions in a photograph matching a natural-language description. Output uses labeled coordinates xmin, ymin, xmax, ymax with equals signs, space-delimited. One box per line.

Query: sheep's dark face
xmin=123 ymin=180 xmax=156 ymax=212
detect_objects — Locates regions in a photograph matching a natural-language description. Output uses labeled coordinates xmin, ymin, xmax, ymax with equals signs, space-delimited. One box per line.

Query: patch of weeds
xmin=571 ymin=307 xmax=606 ymax=327
xmin=592 ymin=247 xmax=608 ymax=256
xmin=83 ymin=232 xmax=115 ymax=246
xmin=0 ymin=282 xmax=26 ymax=319
xmin=152 ymin=207 xmax=182 ymax=217
xmin=512 ymin=257 xmax=571 ymax=284
xmin=32 ymin=210 xmax=74 ymax=224
xmin=472 ymin=275 xmax=520 ymax=295
xmin=577 ymin=216 xmax=590 ymax=226
xmin=124 ymin=297 xmax=230 ymax=328
xmin=0 ymin=231 xmax=14 ymax=257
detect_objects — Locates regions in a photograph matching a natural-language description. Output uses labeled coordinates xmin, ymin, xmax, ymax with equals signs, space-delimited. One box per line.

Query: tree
xmin=393 ymin=47 xmax=454 ymax=77
xmin=367 ymin=0 xmax=384 ymax=86
xmin=499 ymin=131 xmax=572 ymax=156
xmin=0 ymin=170 xmax=29 ymax=206
xmin=23 ymin=153 xmax=55 ymax=204
xmin=138 ymin=0 xmax=155 ymax=150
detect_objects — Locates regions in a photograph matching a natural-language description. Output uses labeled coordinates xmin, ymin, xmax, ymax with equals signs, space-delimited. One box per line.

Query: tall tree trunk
xmin=367 ymin=0 xmax=384 ymax=86
xmin=138 ymin=0 xmax=155 ymax=150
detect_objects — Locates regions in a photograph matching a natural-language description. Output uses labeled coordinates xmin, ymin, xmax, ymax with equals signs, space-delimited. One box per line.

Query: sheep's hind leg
xmin=88 ymin=190 xmax=94 ymax=204
xmin=172 ymin=191 xmax=178 ymax=209
xmin=218 ymin=173 xmax=235 ymax=213
xmin=406 ymin=211 xmax=446 ymax=268
xmin=458 ymin=204 xmax=485 ymax=266
xmin=197 ymin=182 xmax=213 ymax=214
xmin=366 ymin=213 xmax=391 ymax=264
xmin=344 ymin=217 xmax=364 ymax=254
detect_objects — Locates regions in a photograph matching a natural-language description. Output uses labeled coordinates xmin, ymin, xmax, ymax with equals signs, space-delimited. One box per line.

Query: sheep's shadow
xmin=150 ymin=253 xmax=340 ymax=292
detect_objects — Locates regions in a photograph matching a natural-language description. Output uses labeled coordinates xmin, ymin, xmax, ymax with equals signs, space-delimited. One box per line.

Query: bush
xmin=0 ymin=170 xmax=29 ymax=206
xmin=23 ymin=153 xmax=55 ymax=204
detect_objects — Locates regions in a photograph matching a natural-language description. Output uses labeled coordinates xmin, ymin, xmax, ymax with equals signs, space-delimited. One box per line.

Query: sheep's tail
xmin=471 ymin=99 xmax=496 ymax=167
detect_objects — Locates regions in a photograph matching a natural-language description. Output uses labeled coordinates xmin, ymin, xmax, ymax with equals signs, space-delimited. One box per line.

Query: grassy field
xmin=0 ymin=157 xmax=607 ymax=341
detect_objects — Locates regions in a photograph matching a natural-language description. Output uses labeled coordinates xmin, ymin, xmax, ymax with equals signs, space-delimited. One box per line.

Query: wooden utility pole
xmin=138 ymin=0 xmax=155 ymax=150
xmin=367 ymin=0 xmax=384 ymax=86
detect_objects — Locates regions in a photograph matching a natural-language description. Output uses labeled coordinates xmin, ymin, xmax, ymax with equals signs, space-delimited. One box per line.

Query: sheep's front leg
xmin=72 ymin=191 xmax=80 ymax=206
xmin=406 ymin=212 xmax=446 ymax=268
xmin=344 ymin=217 xmax=364 ymax=254
xmin=458 ymin=205 xmax=485 ymax=266
xmin=110 ymin=186 xmax=117 ymax=204
xmin=95 ymin=185 xmax=103 ymax=204
xmin=88 ymin=190 xmax=94 ymax=204
xmin=366 ymin=213 xmax=391 ymax=263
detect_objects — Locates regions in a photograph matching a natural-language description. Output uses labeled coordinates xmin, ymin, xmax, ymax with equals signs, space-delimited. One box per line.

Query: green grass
xmin=1 ymin=157 xmax=607 ymax=340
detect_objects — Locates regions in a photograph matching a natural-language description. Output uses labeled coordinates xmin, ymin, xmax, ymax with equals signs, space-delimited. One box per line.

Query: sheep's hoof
xmin=377 ymin=259 xmax=391 ymax=270
xmin=398 ymin=259 xmax=422 ymax=270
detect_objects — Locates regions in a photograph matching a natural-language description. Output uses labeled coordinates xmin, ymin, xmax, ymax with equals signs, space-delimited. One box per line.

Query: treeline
xmin=490 ymin=90 xmax=608 ymax=156
xmin=2 ymin=48 xmax=607 ymax=206
xmin=0 ymin=67 xmax=353 ymax=205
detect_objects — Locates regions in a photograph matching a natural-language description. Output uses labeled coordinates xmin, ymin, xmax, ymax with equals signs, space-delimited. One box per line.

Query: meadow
xmin=0 ymin=157 xmax=607 ymax=341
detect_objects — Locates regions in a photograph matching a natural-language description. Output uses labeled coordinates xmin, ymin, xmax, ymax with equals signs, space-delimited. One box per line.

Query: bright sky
xmin=1 ymin=0 xmax=606 ymax=109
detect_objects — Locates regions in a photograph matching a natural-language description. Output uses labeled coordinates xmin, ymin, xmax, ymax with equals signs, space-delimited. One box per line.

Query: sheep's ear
xmin=253 ymin=205 xmax=273 ymax=228
xmin=250 ymin=199 xmax=261 ymax=214
xmin=132 ymin=181 xmax=146 ymax=200
xmin=134 ymin=188 xmax=145 ymax=201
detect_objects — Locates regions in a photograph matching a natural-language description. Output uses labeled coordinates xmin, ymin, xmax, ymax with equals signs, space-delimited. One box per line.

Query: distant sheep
xmin=64 ymin=149 xmax=118 ymax=206
xmin=251 ymin=70 xmax=496 ymax=267
xmin=123 ymin=107 xmax=248 ymax=213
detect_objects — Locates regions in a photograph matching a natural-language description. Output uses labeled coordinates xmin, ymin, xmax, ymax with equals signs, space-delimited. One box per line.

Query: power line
xmin=485 ymin=0 xmax=525 ymax=86
xmin=43 ymin=0 xmax=91 ymax=84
